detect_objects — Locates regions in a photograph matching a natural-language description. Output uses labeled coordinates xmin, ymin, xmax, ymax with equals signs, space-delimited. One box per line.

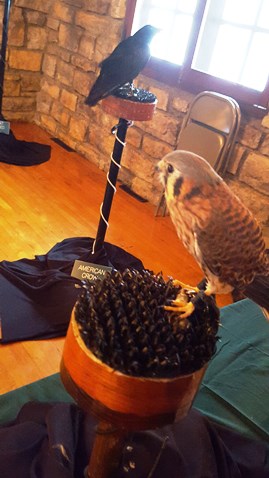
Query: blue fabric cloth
xmin=0 ymin=402 xmax=268 ymax=478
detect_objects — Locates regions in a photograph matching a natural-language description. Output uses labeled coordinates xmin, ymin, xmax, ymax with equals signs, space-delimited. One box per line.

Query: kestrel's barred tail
xmin=207 ymin=181 xmax=269 ymax=289
xmin=244 ymin=274 xmax=269 ymax=311
xmin=200 ymin=181 xmax=269 ymax=313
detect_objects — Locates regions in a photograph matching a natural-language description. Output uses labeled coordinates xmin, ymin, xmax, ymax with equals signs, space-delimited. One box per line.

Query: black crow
xmin=85 ymin=25 xmax=159 ymax=106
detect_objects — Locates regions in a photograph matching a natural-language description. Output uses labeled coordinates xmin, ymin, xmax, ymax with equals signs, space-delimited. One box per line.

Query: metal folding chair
xmin=156 ymin=91 xmax=241 ymax=216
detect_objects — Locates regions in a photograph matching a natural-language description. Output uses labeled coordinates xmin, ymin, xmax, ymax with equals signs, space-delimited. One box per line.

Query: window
xmin=132 ymin=0 xmax=198 ymax=65
xmin=124 ymin=0 xmax=269 ymax=115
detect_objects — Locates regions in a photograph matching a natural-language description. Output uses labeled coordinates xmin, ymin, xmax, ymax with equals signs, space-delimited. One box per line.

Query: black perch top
xmin=113 ymin=83 xmax=157 ymax=103
xmin=75 ymin=269 xmax=220 ymax=378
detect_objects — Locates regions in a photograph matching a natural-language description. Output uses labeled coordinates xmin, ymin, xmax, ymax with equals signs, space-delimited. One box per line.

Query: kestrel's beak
xmin=156 ymin=159 xmax=165 ymax=173
xmin=156 ymin=160 xmax=167 ymax=187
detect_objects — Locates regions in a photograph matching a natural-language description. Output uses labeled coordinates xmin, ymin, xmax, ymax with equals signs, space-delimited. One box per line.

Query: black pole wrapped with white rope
xmin=91 ymin=88 xmax=157 ymax=255
xmin=0 ymin=0 xmax=12 ymax=114
xmin=92 ymin=117 xmax=131 ymax=254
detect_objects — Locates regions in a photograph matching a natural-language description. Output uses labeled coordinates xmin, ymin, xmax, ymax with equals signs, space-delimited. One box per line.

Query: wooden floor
xmin=0 ymin=123 xmax=231 ymax=395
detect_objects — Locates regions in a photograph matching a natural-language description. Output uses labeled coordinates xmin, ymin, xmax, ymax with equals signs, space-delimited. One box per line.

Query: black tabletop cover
xmin=0 ymin=402 xmax=268 ymax=478
xmin=0 ymin=237 xmax=144 ymax=343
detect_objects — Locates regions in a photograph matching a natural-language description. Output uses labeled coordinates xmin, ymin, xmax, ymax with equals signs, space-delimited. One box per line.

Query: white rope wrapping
xmin=106 ymin=171 xmax=117 ymax=193
xmin=103 ymin=145 xmax=123 ymax=199
xmin=99 ymin=201 xmax=109 ymax=227
xmin=92 ymin=201 xmax=109 ymax=254
xmin=92 ymin=238 xmax=97 ymax=254
xmin=110 ymin=152 xmax=122 ymax=169
xmin=112 ymin=131 xmax=126 ymax=147
xmin=104 ymin=128 xmax=126 ymax=199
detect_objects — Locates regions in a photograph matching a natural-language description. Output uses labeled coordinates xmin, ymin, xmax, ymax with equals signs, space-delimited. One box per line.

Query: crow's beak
xmin=153 ymin=28 xmax=162 ymax=39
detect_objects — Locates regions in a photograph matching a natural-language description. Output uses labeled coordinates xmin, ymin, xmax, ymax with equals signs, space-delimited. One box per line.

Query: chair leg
xmin=155 ymin=191 xmax=167 ymax=217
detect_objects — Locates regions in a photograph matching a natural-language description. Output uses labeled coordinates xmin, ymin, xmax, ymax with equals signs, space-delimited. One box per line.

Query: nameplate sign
xmin=71 ymin=260 xmax=112 ymax=283
xmin=0 ymin=120 xmax=10 ymax=135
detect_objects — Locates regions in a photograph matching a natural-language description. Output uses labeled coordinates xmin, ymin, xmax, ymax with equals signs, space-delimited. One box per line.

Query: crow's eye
xmin=167 ymin=164 xmax=174 ymax=174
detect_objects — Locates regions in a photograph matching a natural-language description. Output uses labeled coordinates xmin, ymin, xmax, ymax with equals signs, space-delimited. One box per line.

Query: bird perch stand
xmin=61 ymin=309 xmax=207 ymax=478
xmin=92 ymin=88 xmax=157 ymax=255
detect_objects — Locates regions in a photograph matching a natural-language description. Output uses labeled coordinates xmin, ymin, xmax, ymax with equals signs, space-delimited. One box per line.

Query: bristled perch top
xmin=60 ymin=270 xmax=219 ymax=429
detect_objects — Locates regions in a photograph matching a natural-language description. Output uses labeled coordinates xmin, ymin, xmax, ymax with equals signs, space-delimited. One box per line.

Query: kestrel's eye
xmin=167 ymin=163 xmax=174 ymax=174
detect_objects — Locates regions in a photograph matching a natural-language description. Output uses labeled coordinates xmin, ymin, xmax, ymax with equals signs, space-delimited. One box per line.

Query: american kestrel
xmin=157 ymin=150 xmax=269 ymax=319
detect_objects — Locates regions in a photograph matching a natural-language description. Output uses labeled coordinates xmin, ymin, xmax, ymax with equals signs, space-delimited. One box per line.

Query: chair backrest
xmin=177 ymin=91 xmax=241 ymax=175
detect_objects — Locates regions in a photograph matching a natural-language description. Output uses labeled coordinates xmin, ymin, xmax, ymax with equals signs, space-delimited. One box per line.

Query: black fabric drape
xmin=0 ymin=402 xmax=268 ymax=478
xmin=0 ymin=237 xmax=144 ymax=343
xmin=0 ymin=114 xmax=51 ymax=165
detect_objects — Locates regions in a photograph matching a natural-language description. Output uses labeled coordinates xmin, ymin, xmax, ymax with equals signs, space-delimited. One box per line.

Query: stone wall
xmin=0 ymin=0 xmax=53 ymax=121
xmin=1 ymin=0 xmax=269 ymax=243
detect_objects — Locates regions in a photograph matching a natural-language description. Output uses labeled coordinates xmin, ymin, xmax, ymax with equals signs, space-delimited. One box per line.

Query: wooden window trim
xmin=124 ymin=0 xmax=269 ymax=118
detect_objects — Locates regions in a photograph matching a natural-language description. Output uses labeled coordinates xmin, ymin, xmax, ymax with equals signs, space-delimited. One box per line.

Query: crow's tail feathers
xmin=85 ymin=84 xmax=111 ymax=107
xmin=85 ymin=88 xmax=100 ymax=107
xmin=84 ymin=76 xmax=106 ymax=106
xmin=244 ymin=275 xmax=269 ymax=320
xmin=85 ymin=96 xmax=98 ymax=107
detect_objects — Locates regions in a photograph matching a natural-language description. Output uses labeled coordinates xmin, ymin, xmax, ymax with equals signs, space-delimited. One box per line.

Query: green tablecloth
xmin=194 ymin=299 xmax=269 ymax=444
xmin=1 ymin=299 xmax=269 ymax=445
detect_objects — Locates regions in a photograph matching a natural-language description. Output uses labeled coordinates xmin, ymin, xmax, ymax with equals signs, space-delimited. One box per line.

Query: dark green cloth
xmin=194 ymin=299 xmax=269 ymax=444
xmin=1 ymin=299 xmax=269 ymax=446
xmin=0 ymin=374 xmax=72 ymax=425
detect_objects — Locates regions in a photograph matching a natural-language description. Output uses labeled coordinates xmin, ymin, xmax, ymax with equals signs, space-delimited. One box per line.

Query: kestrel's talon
xmin=164 ymin=301 xmax=195 ymax=318
xmin=172 ymin=280 xmax=199 ymax=293
xmin=167 ymin=298 xmax=186 ymax=307
xmin=204 ymin=284 xmax=215 ymax=296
